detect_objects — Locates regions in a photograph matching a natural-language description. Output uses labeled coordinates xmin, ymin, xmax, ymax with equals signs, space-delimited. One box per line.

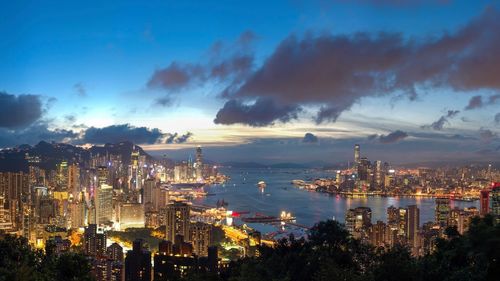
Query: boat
xmin=257 ymin=181 xmax=266 ymax=188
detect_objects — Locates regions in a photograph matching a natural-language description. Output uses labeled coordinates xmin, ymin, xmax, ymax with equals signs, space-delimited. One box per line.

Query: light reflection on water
xmin=193 ymin=168 xmax=479 ymax=230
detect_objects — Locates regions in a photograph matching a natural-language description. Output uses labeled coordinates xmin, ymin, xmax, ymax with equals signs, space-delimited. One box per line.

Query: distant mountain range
xmin=0 ymin=141 xmax=152 ymax=172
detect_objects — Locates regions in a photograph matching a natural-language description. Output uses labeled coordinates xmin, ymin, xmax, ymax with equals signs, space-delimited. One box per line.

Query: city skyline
xmin=1 ymin=0 xmax=500 ymax=164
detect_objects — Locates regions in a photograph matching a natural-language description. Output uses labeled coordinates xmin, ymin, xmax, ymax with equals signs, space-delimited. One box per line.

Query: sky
xmin=1 ymin=0 xmax=499 ymax=164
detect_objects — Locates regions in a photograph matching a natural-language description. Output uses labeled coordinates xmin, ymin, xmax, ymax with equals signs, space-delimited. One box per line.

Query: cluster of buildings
xmin=0 ymin=144 xmax=229 ymax=281
xmin=345 ymin=182 xmax=500 ymax=256
xmin=296 ymin=144 xmax=497 ymax=200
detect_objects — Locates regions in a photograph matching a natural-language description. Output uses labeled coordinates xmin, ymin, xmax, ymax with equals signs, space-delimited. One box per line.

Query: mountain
xmin=0 ymin=141 xmax=153 ymax=172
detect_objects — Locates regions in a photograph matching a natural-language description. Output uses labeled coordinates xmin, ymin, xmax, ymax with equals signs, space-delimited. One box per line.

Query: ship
xmin=257 ymin=181 xmax=266 ymax=188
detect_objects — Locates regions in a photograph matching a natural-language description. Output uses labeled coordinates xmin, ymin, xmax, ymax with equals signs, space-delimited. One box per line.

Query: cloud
xmin=146 ymin=31 xmax=256 ymax=101
xmin=208 ymin=8 xmax=500 ymax=125
xmin=377 ymin=130 xmax=409 ymax=144
xmin=0 ymin=92 xmax=43 ymax=129
xmin=302 ymin=133 xmax=319 ymax=143
xmin=465 ymin=94 xmax=500 ymax=110
xmin=165 ymin=132 xmax=193 ymax=144
xmin=422 ymin=109 xmax=460 ymax=130
xmin=0 ymin=122 xmax=77 ymax=148
xmin=478 ymin=128 xmax=497 ymax=143
xmin=82 ymin=124 xmax=166 ymax=144
xmin=155 ymin=96 xmax=173 ymax=107
xmin=74 ymin=82 xmax=87 ymax=97
xmin=64 ymin=115 xmax=76 ymax=123
xmin=213 ymin=98 xmax=301 ymax=126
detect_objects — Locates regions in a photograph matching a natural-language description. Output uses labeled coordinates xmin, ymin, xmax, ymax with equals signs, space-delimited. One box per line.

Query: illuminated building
xmin=97 ymin=166 xmax=108 ymax=186
xmin=345 ymin=207 xmax=372 ymax=239
xmin=435 ymin=197 xmax=450 ymax=227
xmin=56 ymin=161 xmax=68 ymax=191
xmin=68 ymin=163 xmax=80 ymax=197
xmin=354 ymin=144 xmax=360 ymax=169
xmin=480 ymin=189 xmax=490 ymax=216
xmin=84 ymin=224 xmax=107 ymax=257
xmin=69 ymin=200 xmax=85 ymax=228
xmin=405 ymin=205 xmax=419 ymax=252
xmin=143 ymin=178 xmax=155 ymax=210
xmin=491 ymin=183 xmax=500 ymax=221
xmin=119 ymin=203 xmax=145 ymax=229
xmin=195 ymin=146 xmax=203 ymax=181
xmin=190 ymin=221 xmax=212 ymax=257
xmin=125 ymin=239 xmax=151 ymax=281
xmin=375 ymin=160 xmax=383 ymax=187
xmin=165 ymin=201 xmax=190 ymax=243
xmin=95 ymin=184 xmax=113 ymax=226
xmin=369 ymin=220 xmax=387 ymax=248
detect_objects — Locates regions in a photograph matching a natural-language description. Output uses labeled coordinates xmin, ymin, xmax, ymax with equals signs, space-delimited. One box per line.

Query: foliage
xmin=183 ymin=215 xmax=500 ymax=281
xmin=0 ymin=234 xmax=94 ymax=281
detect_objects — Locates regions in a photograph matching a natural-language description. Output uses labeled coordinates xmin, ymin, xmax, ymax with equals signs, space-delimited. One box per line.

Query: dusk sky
xmin=1 ymin=0 xmax=499 ymax=164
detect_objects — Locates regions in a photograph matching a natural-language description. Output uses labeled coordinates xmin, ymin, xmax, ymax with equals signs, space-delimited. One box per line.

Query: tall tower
xmin=405 ymin=205 xmax=419 ymax=251
xmin=354 ymin=144 xmax=360 ymax=169
xmin=435 ymin=197 xmax=450 ymax=227
xmin=195 ymin=146 xmax=203 ymax=181
xmin=164 ymin=201 xmax=190 ymax=242
xmin=95 ymin=184 xmax=113 ymax=225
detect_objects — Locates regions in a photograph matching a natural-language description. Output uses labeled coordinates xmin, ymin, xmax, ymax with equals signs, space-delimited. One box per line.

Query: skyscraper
xmin=190 ymin=221 xmax=212 ymax=257
xmin=435 ymin=197 xmax=450 ymax=227
xmin=165 ymin=201 xmax=190 ymax=242
xmin=195 ymin=146 xmax=203 ymax=182
xmin=125 ymin=239 xmax=151 ymax=281
xmin=491 ymin=183 xmax=500 ymax=221
xmin=354 ymin=144 xmax=360 ymax=169
xmin=95 ymin=184 xmax=113 ymax=226
xmin=405 ymin=205 xmax=419 ymax=251
xmin=480 ymin=189 xmax=490 ymax=216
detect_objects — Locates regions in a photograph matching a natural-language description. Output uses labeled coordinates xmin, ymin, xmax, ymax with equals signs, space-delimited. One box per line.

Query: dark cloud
xmin=422 ymin=109 xmax=460 ymax=130
xmin=64 ymin=115 xmax=76 ymax=123
xmin=0 ymin=122 xmax=77 ymax=148
xmin=148 ymin=62 xmax=204 ymax=90
xmin=0 ymin=92 xmax=43 ymax=129
xmin=74 ymin=82 xmax=86 ymax=97
xmin=465 ymin=95 xmax=483 ymax=110
xmin=147 ymin=31 xmax=255 ymax=99
xmin=495 ymin=113 xmax=500 ymax=125
xmin=302 ymin=133 xmax=319 ymax=143
xmin=155 ymin=96 xmax=173 ymax=107
xmin=82 ymin=124 xmax=166 ymax=144
xmin=165 ymin=132 xmax=193 ymax=144
xmin=212 ymin=8 xmax=500 ymax=125
xmin=478 ymin=128 xmax=497 ymax=143
xmin=213 ymin=98 xmax=301 ymax=126
xmin=378 ymin=130 xmax=409 ymax=144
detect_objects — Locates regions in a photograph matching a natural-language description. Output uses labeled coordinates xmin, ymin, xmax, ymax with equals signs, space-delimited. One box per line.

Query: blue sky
xmin=1 ymin=0 xmax=499 ymax=164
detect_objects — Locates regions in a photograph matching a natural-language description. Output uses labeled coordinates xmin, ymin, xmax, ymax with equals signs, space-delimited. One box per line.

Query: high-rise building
xmin=195 ymin=146 xmax=203 ymax=181
xmin=96 ymin=184 xmax=113 ymax=226
xmin=345 ymin=207 xmax=371 ymax=239
xmin=480 ymin=189 xmax=490 ymax=216
xmin=97 ymin=166 xmax=108 ymax=186
xmin=165 ymin=201 xmax=190 ymax=242
xmin=56 ymin=161 xmax=69 ymax=191
xmin=435 ymin=197 xmax=450 ymax=227
xmin=190 ymin=222 xmax=212 ymax=257
xmin=125 ymin=239 xmax=151 ymax=281
xmin=354 ymin=144 xmax=360 ymax=169
xmin=491 ymin=183 xmax=500 ymax=221
xmin=405 ymin=205 xmax=419 ymax=250
xmin=84 ymin=224 xmax=107 ymax=257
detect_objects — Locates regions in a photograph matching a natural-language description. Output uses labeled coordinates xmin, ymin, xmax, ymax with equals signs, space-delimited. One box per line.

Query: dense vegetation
xmin=1 ymin=215 xmax=498 ymax=281
xmin=0 ymin=235 xmax=93 ymax=281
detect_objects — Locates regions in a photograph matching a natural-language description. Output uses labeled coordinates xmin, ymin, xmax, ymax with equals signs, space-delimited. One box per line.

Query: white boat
xmin=257 ymin=181 xmax=266 ymax=188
